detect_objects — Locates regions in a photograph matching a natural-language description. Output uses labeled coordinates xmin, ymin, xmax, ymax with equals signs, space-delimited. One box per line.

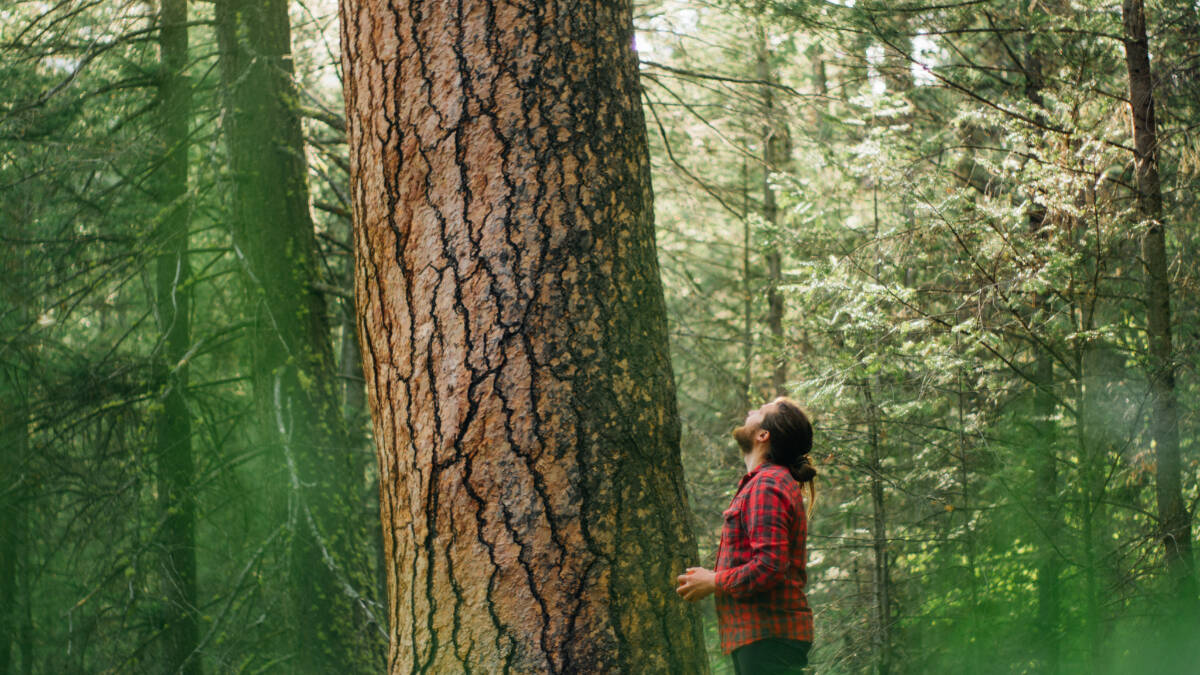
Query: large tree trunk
xmin=215 ymin=1 xmax=382 ymax=670
xmin=152 ymin=2 xmax=199 ymax=672
xmin=1121 ymin=0 xmax=1197 ymax=606
xmin=340 ymin=1 xmax=708 ymax=671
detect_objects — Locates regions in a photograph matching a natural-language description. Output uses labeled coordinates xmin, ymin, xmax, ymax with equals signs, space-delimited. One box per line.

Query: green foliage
xmin=2 ymin=0 xmax=1197 ymax=671
xmin=641 ymin=0 xmax=1199 ymax=671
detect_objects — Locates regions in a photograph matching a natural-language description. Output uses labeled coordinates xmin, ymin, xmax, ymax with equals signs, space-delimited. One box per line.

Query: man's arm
xmin=713 ymin=477 xmax=793 ymax=598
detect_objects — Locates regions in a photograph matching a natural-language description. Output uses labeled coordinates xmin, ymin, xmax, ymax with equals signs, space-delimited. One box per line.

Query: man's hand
xmin=675 ymin=567 xmax=717 ymax=603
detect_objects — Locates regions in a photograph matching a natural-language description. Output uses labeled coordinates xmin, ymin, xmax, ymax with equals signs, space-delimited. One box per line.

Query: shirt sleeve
xmin=714 ymin=475 xmax=794 ymax=598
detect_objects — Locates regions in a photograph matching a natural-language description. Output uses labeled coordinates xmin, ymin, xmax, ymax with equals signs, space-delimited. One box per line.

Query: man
xmin=676 ymin=397 xmax=816 ymax=674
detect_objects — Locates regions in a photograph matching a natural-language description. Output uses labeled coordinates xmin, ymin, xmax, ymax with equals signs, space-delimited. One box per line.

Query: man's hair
xmin=761 ymin=398 xmax=817 ymax=487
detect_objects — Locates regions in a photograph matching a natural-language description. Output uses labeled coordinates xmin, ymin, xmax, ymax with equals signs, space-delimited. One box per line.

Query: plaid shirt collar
xmin=735 ymin=461 xmax=773 ymax=494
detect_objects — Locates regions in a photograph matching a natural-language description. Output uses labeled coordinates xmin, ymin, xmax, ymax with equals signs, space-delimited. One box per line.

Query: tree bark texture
xmin=1121 ymin=0 xmax=1197 ymax=604
xmin=215 ymin=1 xmax=383 ymax=670
xmin=340 ymin=1 xmax=708 ymax=672
xmin=153 ymin=1 xmax=199 ymax=672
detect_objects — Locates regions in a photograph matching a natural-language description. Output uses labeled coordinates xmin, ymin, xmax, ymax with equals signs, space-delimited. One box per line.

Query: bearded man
xmin=675 ymin=397 xmax=816 ymax=674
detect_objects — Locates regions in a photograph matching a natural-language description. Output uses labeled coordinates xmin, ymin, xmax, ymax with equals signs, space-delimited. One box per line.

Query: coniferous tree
xmin=342 ymin=0 xmax=709 ymax=671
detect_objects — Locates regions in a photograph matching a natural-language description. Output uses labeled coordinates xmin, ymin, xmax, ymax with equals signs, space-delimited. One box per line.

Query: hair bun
xmin=791 ymin=454 xmax=817 ymax=483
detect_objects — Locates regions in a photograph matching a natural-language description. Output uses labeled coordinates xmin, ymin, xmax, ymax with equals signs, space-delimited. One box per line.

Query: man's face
xmin=732 ymin=401 xmax=775 ymax=454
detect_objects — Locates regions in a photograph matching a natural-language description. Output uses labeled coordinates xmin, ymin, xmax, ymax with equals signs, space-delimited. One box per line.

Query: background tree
xmin=151 ymin=0 xmax=199 ymax=671
xmin=214 ymin=0 xmax=382 ymax=670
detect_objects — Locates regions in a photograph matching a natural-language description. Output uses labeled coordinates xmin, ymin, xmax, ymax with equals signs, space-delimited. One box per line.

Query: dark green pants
xmin=731 ymin=638 xmax=811 ymax=674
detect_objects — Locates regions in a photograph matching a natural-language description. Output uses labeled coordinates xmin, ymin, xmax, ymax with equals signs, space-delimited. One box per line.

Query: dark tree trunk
xmin=1 ymin=190 xmax=34 ymax=675
xmin=152 ymin=1 xmax=199 ymax=672
xmin=0 ymin=365 xmax=28 ymax=675
xmin=742 ymin=160 xmax=753 ymax=409
xmin=862 ymin=383 xmax=891 ymax=674
xmin=1031 ymin=347 xmax=1061 ymax=669
xmin=340 ymin=1 xmax=708 ymax=671
xmin=1121 ymin=0 xmax=1197 ymax=606
xmin=1022 ymin=32 xmax=1062 ymax=673
xmin=808 ymin=43 xmax=829 ymax=139
xmin=755 ymin=21 xmax=790 ymax=397
xmin=215 ymin=1 xmax=382 ymax=670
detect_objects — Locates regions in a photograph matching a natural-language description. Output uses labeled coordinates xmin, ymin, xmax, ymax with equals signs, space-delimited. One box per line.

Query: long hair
xmin=761 ymin=397 xmax=818 ymax=516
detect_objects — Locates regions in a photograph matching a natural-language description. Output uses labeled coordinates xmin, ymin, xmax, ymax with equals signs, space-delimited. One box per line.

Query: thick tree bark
xmin=340 ymin=1 xmax=708 ymax=672
xmin=215 ymin=1 xmax=383 ymax=670
xmin=152 ymin=2 xmax=199 ymax=672
xmin=1121 ymin=0 xmax=1197 ymax=605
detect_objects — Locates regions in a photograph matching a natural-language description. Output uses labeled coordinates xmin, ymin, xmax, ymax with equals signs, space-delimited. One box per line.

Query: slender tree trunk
xmin=755 ymin=21 xmax=790 ymax=397
xmin=1022 ymin=32 xmax=1062 ymax=673
xmin=339 ymin=284 xmax=367 ymax=426
xmin=152 ymin=2 xmax=199 ymax=672
xmin=1 ymin=197 xmax=33 ymax=675
xmin=1121 ymin=0 xmax=1197 ymax=608
xmin=742 ymin=159 xmax=753 ymax=409
xmin=17 ymin=508 xmax=30 ymax=675
xmin=1031 ymin=348 xmax=1061 ymax=668
xmin=0 ymin=371 xmax=28 ymax=675
xmin=215 ymin=1 xmax=382 ymax=670
xmin=881 ymin=17 xmax=913 ymax=96
xmin=808 ymin=43 xmax=829 ymax=139
xmin=863 ymin=384 xmax=891 ymax=675
xmin=1076 ymin=338 xmax=1107 ymax=672
xmin=340 ymin=1 xmax=708 ymax=671
xmin=955 ymin=346 xmax=982 ymax=674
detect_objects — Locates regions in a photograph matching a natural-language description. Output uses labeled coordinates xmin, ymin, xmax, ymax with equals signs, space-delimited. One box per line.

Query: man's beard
xmin=732 ymin=425 xmax=754 ymax=454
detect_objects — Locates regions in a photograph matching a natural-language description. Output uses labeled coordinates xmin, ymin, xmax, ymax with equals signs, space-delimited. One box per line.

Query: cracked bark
xmin=215 ymin=0 xmax=383 ymax=670
xmin=340 ymin=1 xmax=708 ymax=672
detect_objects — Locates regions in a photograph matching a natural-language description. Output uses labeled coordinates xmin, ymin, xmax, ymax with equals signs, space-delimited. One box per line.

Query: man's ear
xmin=756 ymin=429 xmax=769 ymax=443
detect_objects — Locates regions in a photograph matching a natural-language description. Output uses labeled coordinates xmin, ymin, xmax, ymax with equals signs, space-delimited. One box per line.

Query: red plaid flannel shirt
xmin=714 ymin=462 xmax=813 ymax=653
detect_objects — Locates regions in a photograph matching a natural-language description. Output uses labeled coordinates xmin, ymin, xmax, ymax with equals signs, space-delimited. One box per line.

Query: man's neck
xmin=744 ymin=446 xmax=768 ymax=474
